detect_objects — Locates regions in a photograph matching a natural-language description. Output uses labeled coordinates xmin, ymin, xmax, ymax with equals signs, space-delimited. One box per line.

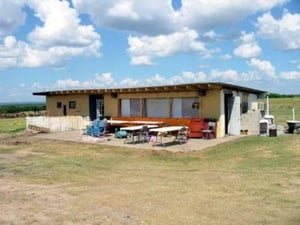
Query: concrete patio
xmin=37 ymin=131 xmax=243 ymax=152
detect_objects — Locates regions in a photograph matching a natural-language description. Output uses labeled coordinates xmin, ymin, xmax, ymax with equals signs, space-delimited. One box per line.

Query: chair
xmin=86 ymin=119 xmax=107 ymax=137
xmin=202 ymin=122 xmax=216 ymax=139
xmin=174 ymin=126 xmax=188 ymax=144
xmin=137 ymin=125 xmax=148 ymax=143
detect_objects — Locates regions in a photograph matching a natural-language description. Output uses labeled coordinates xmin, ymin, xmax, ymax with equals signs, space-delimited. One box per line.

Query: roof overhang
xmin=33 ymin=82 xmax=266 ymax=96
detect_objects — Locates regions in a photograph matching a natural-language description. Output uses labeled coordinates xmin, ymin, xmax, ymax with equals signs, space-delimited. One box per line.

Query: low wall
xmin=26 ymin=116 xmax=91 ymax=132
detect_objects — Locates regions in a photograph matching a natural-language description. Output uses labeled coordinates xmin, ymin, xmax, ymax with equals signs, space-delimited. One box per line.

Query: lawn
xmin=268 ymin=97 xmax=300 ymax=125
xmin=0 ymin=131 xmax=299 ymax=225
xmin=0 ymin=98 xmax=299 ymax=224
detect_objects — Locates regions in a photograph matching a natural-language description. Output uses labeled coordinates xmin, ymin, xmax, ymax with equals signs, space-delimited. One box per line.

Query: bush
xmin=0 ymin=103 xmax=46 ymax=114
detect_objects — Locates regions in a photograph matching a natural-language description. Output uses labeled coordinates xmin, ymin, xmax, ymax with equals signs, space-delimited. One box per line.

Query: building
xmin=33 ymin=82 xmax=266 ymax=138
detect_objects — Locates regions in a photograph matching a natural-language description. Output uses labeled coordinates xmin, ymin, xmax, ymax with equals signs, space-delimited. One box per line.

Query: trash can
xmin=269 ymin=128 xmax=277 ymax=137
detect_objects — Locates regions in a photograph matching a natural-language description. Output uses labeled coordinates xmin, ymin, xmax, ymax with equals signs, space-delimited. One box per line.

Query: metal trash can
xmin=269 ymin=128 xmax=277 ymax=137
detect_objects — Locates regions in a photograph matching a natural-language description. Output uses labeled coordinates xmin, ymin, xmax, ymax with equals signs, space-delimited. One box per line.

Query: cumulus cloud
xmin=0 ymin=0 xmax=102 ymax=69
xmin=211 ymin=69 xmax=239 ymax=81
xmin=72 ymin=0 xmax=178 ymax=35
xmin=256 ymin=10 xmax=300 ymax=50
xmin=22 ymin=0 xmax=101 ymax=67
xmin=179 ymin=0 xmax=288 ymax=32
xmin=280 ymin=71 xmax=300 ymax=80
xmin=247 ymin=58 xmax=276 ymax=79
xmin=0 ymin=36 xmax=21 ymax=68
xmin=0 ymin=0 xmax=26 ymax=36
xmin=128 ymin=28 xmax=205 ymax=65
xmin=55 ymin=78 xmax=81 ymax=89
xmin=71 ymin=0 xmax=289 ymax=36
xmin=233 ymin=31 xmax=261 ymax=58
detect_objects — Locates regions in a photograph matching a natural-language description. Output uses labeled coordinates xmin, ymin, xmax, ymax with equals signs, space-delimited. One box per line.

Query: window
xmin=56 ymin=102 xmax=62 ymax=108
xmin=145 ymin=98 xmax=168 ymax=117
xmin=172 ymin=98 xmax=199 ymax=118
xmin=69 ymin=101 xmax=76 ymax=109
xmin=121 ymin=99 xmax=140 ymax=117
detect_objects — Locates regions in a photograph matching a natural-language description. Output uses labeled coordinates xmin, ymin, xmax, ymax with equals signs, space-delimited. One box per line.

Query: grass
xmin=0 ymin=132 xmax=299 ymax=224
xmin=0 ymin=118 xmax=26 ymax=133
xmin=0 ymin=97 xmax=299 ymax=224
xmin=268 ymin=97 xmax=300 ymax=125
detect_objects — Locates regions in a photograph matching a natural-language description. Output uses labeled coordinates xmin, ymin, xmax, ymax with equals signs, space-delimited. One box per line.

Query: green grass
xmin=268 ymin=97 xmax=300 ymax=125
xmin=0 ymin=107 xmax=299 ymax=224
xmin=0 ymin=118 xmax=26 ymax=133
xmin=0 ymin=135 xmax=299 ymax=225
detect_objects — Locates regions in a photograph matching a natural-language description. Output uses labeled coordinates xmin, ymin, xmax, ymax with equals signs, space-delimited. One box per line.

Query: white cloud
xmin=0 ymin=36 xmax=21 ymax=68
xmin=130 ymin=56 xmax=153 ymax=66
xmin=95 ymin=72 xmax=115 ymax=86
xmin=280 ymin=71 xmax=300 ymax=80
xmin=247 ymin=58 xmax=276 ymax=79
xmin=233 ymin=31 xmax=261 ymax=58
xmin=0 ymin=0 xmax=26 ymax=36
xmin=0 ymin=0 xmax=102 ymax=68
xmin=119 ymin=78 xmax=139 ymax=87
xmin=107 ymin=0 xmax=138 ymax=20
xmin=72 ymin=0 xmax=288 ymax=35
xmin=256 ymin=10 xmax=300 ymax=50
xmin=55 ymin=78 xmax=81 ymax=89
xmin=72 ymin=0 xmax=178 ymax=35
xmin=128 ymin=28 xmax=205 ymax=65
xmin=179 ymin=0 xmax=288 ymax=32
xmin=182 ymin=71 xmax=206 ymax=82
xmin=211 ymin=69 xmax=239 ymax=81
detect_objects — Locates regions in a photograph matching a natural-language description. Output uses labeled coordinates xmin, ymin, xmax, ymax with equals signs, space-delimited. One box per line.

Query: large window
xmin=145 ymin=98 xmax=168 ymax=117
xmin=121 ymin=99 xmax=140 ymax=117
xmin=172 ymin=98 xmax=199 ymax=118
xmin=120 ymin=97 xmax=200 ymax=118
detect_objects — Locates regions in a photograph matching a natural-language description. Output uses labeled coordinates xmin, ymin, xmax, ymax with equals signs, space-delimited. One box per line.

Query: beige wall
xmin=201 ymin=89 xmax=221 ymax=119
xmin=47 ymin=94 xmax=89 ymax=117
xmin=104 ymin=94 xmax=119 ymax=117
xmin=46 ymin=90 xmax=222 ymax=119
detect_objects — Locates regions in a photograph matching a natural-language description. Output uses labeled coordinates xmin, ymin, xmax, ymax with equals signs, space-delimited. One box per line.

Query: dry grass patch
xmin=0 ymin=132 xmax=299 ymax=225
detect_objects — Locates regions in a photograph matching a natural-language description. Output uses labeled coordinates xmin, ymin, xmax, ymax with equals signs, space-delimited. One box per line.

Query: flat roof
xmin=33 ymin=82 xmax=266 ymax=96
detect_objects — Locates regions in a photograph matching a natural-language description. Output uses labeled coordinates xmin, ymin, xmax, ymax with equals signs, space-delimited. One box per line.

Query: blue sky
xmin=0 ymin=0 xmax=300 ymax=103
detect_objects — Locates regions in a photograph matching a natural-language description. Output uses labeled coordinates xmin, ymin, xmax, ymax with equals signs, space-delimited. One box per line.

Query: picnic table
xmin=149 ymin=126 xmax=188 ymax=146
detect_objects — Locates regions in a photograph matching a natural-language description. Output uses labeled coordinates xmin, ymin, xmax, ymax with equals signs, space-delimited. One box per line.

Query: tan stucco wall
xmin=104 ymin=94 xmax=119 ymax=117
xmin=201 ymin=89 xmax=221 ymax=119
xmin=47 ymin=94 xmax=89 ymax=117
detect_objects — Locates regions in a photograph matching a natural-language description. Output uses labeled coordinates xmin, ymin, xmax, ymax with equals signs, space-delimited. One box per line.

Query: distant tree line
xmin=0 ymin=103 xmax=46 ymax=114
xmin=268 ymin=93 xmax=300 ymax=98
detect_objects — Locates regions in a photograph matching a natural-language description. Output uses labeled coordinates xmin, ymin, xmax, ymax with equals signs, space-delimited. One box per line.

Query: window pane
xmin=121 ymin=99 xmax=140 ymax=117
xmin=172 ymin=98 xmax=199 ymax=118
xmin=146 ymin=99 xmax=168 ymax=117
xmin=121 ymin=99 xmax=130 ymax=116
xmin=182 ymin=98 xmax=199 ymax=117
xmin=172 ymin=98 xmax=182 ymax=118
xmin=130 ymin=99 xmax=140 ymax=117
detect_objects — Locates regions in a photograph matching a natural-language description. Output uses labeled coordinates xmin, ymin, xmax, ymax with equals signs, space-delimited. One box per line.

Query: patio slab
xmin=37 ymin=131 xmax=243 ymax=152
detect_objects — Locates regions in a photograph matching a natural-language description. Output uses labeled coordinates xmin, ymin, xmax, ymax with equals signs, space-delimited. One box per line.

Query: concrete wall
xmin=26 ymin=116 xmax=90 ymax=132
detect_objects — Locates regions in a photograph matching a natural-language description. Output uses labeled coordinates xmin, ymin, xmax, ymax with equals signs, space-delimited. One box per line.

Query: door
xmin=89 ymin=95 xmax=104 ymax=120
xmin=228 ymin=95 xmax=241 ymax=135
xmin=63 ymin=105 xmax=67 ymax=116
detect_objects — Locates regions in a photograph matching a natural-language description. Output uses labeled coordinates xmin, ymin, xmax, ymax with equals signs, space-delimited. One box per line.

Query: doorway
xmin=89 ymin=95 xmax=104 ymax=120
xmin=224 ymin=93 xmax=241 ymax=135
xmin=63 ymin=105 xmax=67 ymax=116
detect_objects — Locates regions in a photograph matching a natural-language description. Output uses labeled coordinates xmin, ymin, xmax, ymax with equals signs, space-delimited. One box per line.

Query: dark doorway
xmin=89 ymin=95 xmax=104 ymax=120
xmin=224 ymin=93 xmax=233 ymax=134
xmin=63 ymin=105 xmax=67 ymax=116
